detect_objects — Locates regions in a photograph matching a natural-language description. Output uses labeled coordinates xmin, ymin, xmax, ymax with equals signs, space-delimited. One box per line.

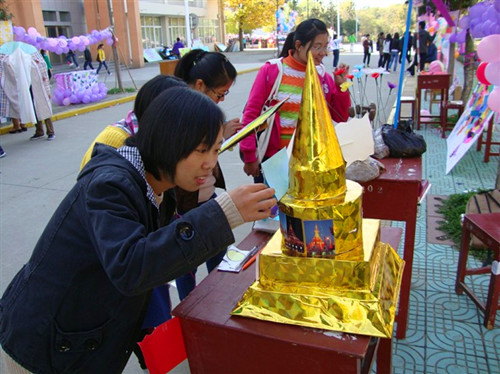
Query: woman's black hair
xmin=279 ymin=18 xmax=328 ymax=58
xmin=133 ymin=75 xmax=187 ymax=121
xmin=174 ymin=49 xmax=237 ymax=89
xmin=279 ymin=32 xmax=295 ymax=58
xmin=127 ymin=87 xmax=224 ymax=181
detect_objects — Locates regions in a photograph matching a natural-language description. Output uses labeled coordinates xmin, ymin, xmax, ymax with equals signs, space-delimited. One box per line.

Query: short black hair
xmin=127 ymin=87 xmax=224 ymax=181
xmin=419 ymin=21 xmax=426 ymax=29
xmin=133 ymin=75 xmax=187 ymax=121
xmin=280 ymin=18 xmax=328 ymax=58
xmin=174 ymin=49 xmax=237 ymax=89
xmin=98 ymin=44 xmax=103 ymax=48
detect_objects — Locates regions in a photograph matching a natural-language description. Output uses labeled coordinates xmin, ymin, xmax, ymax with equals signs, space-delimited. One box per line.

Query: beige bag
xmin=465 ymin=189 xmax=500 ymax=248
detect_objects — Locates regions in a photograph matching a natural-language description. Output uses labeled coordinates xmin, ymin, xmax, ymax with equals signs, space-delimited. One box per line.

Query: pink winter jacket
xmin=240 ymin=59 xmax=351 ymax=164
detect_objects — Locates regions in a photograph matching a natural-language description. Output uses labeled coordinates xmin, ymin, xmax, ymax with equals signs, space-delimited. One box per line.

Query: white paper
xmin=334 ymin=114 xmax=375 ymax=166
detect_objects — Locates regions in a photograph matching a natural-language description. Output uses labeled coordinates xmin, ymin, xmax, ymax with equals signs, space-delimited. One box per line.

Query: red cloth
xmin=138 ymin=317 xmax=187 ymax=373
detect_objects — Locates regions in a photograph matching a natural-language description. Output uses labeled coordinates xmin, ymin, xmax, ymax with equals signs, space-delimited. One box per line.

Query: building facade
xmin=5 ymin=0 xmax=226 ymax=68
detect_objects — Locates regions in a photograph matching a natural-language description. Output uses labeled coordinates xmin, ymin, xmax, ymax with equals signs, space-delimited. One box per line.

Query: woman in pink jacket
xmin=240 ymin=18 xmax=351 ymax=182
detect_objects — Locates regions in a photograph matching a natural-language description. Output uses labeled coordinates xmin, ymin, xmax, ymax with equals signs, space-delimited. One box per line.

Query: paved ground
xmin=0 ymin=48 xmax=444 ymax=374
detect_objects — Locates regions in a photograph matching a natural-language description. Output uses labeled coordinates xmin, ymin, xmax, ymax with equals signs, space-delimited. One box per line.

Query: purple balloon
xmin=55 ymin=46 xmax=63 ymax=54
xmin=91 ymin=86 xmax=100 ymax=94
xmin=458 ymin=16 xmax=470 ymax=30
xmin=14 ymin=26 xmax=25 ymax=37
xmin=62 ymin=97 xmax=71 ymax=106
xmin=69 ymin=94 xmax=79 ymax=104
xmin=105 ymin=38 xmax=114 ymax=46
xmin=64 ymin=89 xmax=71 ymax=97
xmin=76 ymin=91 xmax=85 ymax=101
xmin=456 ymin=29 xmax=467 ymax=43
xmin=82 ymin=95 xmax=91 ymax=104
xmin=449 ymin=33 xmax=457 ymax=43
xmin=91 ymin=94 xmax=98 ymax=102
xmin=495 ymin=0 xmax=500 ymax=13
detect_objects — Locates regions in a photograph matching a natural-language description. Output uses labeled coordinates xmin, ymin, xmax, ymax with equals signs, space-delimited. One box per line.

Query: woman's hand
xmin=243 ymin=161 xmax=260 ymax=178
xmin=229 ymin=184 xmax=276 ymax=222
xmin=333 ymin=63 xmax=350 ymax=85
xmin=223 ymin=118 xmax=243 ymax=139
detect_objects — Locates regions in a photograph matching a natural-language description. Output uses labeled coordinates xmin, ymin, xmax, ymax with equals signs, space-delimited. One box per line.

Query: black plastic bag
xmin=381 ymin=120 xmax=426 ymax=158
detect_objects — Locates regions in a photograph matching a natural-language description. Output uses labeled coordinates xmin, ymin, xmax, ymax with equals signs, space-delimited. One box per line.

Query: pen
xmin=241 ymin=244 xmax=265 ymax=271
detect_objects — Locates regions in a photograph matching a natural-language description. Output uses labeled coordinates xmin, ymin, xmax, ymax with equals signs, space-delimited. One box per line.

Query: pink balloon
xmin=477 ymin=35 xmax=500 ymax=63
xmin=487 ymin=87 xmax=500 ymax=113
xmin=62 ymin=97 xmax=71 ymax=106
xmin=27 ymin=27 xmax=38 ymax=37
xmin=105 ymin=38 xmax=114 ymax=46
xmin=71 ymin=36 xmax=80 ymax=45
xmin=485 ymin=62 xmax=500 ymax=85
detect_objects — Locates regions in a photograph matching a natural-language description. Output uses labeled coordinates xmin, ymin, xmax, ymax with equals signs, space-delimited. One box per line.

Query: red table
xmin=173 ymin=228 xmax=403 ymax=374
xmin=359 ymin=157 xmax=424 ymax=339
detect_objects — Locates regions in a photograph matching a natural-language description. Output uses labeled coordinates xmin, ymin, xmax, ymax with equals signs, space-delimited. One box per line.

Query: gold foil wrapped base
xmin=231 ymin=220 xmax=404 ymax=338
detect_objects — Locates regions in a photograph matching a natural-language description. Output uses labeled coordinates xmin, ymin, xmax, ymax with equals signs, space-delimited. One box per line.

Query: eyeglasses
xmin=311 ymin=45 xmax=329 ymax=53
xmin=210 ymin=88 xmax=230 ymax=100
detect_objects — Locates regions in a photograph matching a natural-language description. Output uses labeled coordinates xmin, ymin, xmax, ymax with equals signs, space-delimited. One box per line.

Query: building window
xmin=141 ymin=16 xmax=163 ymax=49
xmin=59 ymin=11 xmax=71 ymax=22
xmin=42 ymin=11 xmax=57 ymax=22
xmin=196 ymin=18 xmax=219 ymax=44
xmin=167 ymin=17 xmax=186 ymax=47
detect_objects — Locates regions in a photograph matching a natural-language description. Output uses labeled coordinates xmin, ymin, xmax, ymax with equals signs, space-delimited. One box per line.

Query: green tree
xmin=225 ymin=0 xmax=285 ymax=51
xmin=0 ymin=0 xmax=12 ymax=21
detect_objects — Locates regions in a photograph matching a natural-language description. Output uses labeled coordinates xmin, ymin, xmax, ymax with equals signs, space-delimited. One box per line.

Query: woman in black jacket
xmin=0 ymin=87 xmax=276 ymax=373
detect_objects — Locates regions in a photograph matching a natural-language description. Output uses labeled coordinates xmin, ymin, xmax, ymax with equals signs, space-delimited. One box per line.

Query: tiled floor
xmin=384 ymin=122 xmax=500 ymax=373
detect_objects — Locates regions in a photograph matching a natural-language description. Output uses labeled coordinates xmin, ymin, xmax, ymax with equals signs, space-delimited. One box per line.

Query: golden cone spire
xmin=288 ymin=52 xmax=346 ymax=200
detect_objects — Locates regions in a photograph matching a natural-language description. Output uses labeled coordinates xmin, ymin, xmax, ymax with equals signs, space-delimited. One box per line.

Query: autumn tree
xmin=225 ymin=0 xmax=285 ymax=51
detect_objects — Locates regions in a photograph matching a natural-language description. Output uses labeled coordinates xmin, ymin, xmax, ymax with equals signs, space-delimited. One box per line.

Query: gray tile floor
xmin=385 ymin=121 xmax=500 ymax=374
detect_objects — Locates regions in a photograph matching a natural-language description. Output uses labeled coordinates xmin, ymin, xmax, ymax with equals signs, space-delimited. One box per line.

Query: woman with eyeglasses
xmin=173 ymin=49 xmax=242 ymax=301
xmin=240 ymin=18 xmax=351 ymax=182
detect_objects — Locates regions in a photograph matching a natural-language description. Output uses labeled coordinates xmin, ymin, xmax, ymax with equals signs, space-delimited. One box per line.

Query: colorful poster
xmin=446 ymin=83 xmax=495 ymax=174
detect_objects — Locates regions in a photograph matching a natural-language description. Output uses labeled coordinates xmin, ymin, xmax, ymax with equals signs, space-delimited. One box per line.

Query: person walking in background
xmin=376 ymin=32 xmax=385 ymax=67
xmin=40 ymin=49 xmax=52 ymax=80
xmin=0 ymin=144 xmax=5 ymax=158
xmin=425 ymin=40 xmax=438 ymax=65
xmin=329 ymin=33 xmax=342 ymax=68
xmin=388 ymin=32 xmax=400 ymax=72
xmin=383 ymin=33 xmax=392 ymax=71
xmin=240 ymin=18 xmax=350 ymax=182
xmin=418 ymin=20 xmax=435 ymax=71
xmin=66 ymin=49 xmax=79 ymax=68
xmin=173 ymin=49 xmax=242 ymax=301
xmin=399 ymin=31 xmax=413 ymax=64
xmin=96 ymin=43 xmax=111 ymax=75
xmin=349 ymin=33 xmax=356 ymax=52
xmin=171 ymin=37 xmax=185 ymax=59
xmin=8 ymin=118 xmax=27 ymax=134
xmin=83 ymin=47 xmax=94 ymax=70
xmin=362 ymin=34 xmax=373 ymax=67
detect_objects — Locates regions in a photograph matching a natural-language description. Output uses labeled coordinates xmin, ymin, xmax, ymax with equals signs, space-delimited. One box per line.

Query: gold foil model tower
xmin=233 ymin=53 xmax=404 ymax=338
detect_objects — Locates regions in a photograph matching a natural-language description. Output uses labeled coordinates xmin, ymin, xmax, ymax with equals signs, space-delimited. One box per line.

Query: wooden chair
xmin=456 ymin=213 xmax=500 ymax=329
xmin=476 ymin=117 xmax=500 ymax=163
xmin=442 ymin=100 xmax=465 ymax=138
xmin=398 ymin=96 xmax=416 ymax=126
